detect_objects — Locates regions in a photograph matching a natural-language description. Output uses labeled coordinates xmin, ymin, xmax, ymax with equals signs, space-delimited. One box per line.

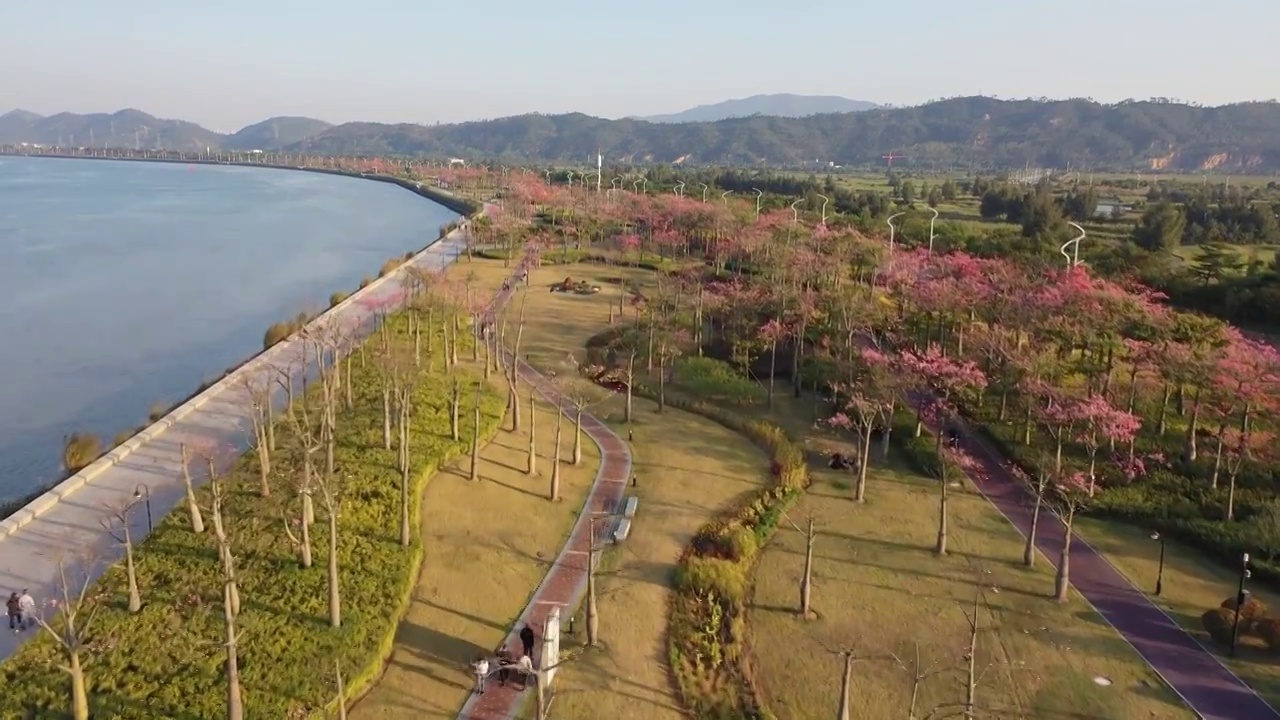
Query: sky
xmin=3 ymin=0 xmax=1278 ymax=131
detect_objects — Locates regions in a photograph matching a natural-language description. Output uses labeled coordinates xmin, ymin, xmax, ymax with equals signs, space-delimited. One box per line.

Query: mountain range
xmin=633 ymin=94 xmax=879 ymax=123
xmin=4 ymin=97 xmax=1280 ymax=171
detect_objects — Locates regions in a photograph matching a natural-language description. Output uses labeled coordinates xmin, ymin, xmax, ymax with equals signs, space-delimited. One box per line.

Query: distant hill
xmin=6 ymin=98 xmax=1280 ymax=171
xmin=0 ymin=109 xmax=224 ymax=151
xmin=636 ymin=94 xmax=879 ymax=123
xmin=292 ymin=98 xmax=1280 ymax=170
xmin=223 ymin=116 xmax=334 ymax=150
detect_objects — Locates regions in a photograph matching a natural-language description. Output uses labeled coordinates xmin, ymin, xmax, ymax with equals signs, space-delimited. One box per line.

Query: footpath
xmin=934 ymin=411 xmax=1280 ymax=720
xmin=454 ymin=259 xmax=633 ymax=720
xmin=0 ymin=220 xmax=474 ymax=662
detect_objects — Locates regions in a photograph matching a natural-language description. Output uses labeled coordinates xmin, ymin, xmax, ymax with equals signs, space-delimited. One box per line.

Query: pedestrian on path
xmin=516 ymin=652 xmax=535 ymax=691
xmin=519 ymin=623 xmax=535 ymax=658
xmin=18 ymin=590 xmax=34 ymax=630
xmin=6 ymin=592 xmax=19 ymax=632
xmin=472 ymin=655 xmax=489 ymax=695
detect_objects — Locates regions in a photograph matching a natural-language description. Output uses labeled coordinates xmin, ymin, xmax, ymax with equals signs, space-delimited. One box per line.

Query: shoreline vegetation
xmin=0 ymin=160 xmax=480 ymax=522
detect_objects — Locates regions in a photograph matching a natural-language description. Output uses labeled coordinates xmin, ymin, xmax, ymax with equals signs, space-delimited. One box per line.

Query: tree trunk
xmin=934 ymin=432 xmax=949 ymax=556
xmin=587 ymin=519 xmax=600 ymax=646
xmin=224 ymin=584 xmax=244 ymax=720
xmin=470 ymin=390 xmax=482 ymax=481
xmin=855 ymin=425 xmax=872 ymax=503
xmin=1054 ymin=507 xmax=1075 ymax=602
xmin=299 ymin=494 xmax=313 ymax=568
xmin=767 ymin=340 xmax=777 ymax=410
xmin=527 ymin=394 xmax=537 ymax=476
xmin=382 ymin=387 xmax=392 ymax=450
xmin=551 ymin=412 xmax=563 ymax=501
xmin=180 ymin=444 xmax=205 ymax=533
xmin=800 ymin=519 xmax=814 ymax=617
xmin=572 ymin=407 xmax=583 ymax=465
xmin=328 ymin=507 xmax=342 ymax=627
xmin=1024 ymin=485 xmax=1043 ymax=568
xmin=124 ymin=531 xmax=141 ymax=613
xmin=69 ymin=650 xmax=89 ymax=720
xmin=450 ymin=380 xmax=461 ymax=442
xmin=1228 ymin=473 xmax=1239 ymax=522
xmin=400 ymin=402 xmax=411 ymax=547
xmin=335 ymin=659 xmax=348 ymax=720
xmin=837 ymin=652 xmax=853 ymax=720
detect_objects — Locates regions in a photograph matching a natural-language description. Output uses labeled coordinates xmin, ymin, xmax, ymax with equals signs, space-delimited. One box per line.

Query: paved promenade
xmin=0 ymin=220 xmax=472 ymax=661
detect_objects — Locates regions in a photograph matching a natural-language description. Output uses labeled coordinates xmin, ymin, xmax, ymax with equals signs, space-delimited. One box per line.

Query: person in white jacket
xmin=18 ymin=590 xmax=35 ymax=630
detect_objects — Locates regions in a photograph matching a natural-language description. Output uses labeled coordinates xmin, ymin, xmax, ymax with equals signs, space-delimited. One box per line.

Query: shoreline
xmin=0 ymin=150 xmax=481 ymax=216
xmin=0 ymin=154 xmax=483 ymax=513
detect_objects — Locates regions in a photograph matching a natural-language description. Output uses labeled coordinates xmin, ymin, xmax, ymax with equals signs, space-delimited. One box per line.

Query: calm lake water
xmin=0 ymin=156 xmax=458 ymax=501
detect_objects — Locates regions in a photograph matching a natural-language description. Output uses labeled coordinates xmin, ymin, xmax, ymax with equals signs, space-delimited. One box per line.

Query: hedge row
xmin=644 ymin=391 xmax=805 ymax=720
xmin=0 ymin=312 xmax=506 ymax=718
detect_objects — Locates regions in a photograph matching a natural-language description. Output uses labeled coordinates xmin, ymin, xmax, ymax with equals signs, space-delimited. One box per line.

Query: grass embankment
xmin=0 ymin=311 xmax=505 ymax=718
xmin=748 ymin=438 xmax=1194 ymax=719
xmin=350 ymin=399 xmax=601 ymax=720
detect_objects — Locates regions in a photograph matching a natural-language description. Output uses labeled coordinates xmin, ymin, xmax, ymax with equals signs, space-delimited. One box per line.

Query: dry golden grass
xmin=1075 ymin=517 xmax=1280 ymax=710
xmin=747 ymin=422 xmax=1195 ymax=720
xmin=517 ymin=399 xmax=771 ymax=720
xmin=349 ymin=397 xmax=601 ymax=720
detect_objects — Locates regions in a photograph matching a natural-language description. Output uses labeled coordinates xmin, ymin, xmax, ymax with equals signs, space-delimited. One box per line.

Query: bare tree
xmin=450 ymin=377 xmax=461 ymax=442
xmin=100 ymin=499 xmax=142 ymax=613
xmin=395 ymin=353 xmax=417 ymax=547
xmin=469 ymin=383 xmax=483 ymax=482
xmin=333 ymin=658 xmax=348 ymax=720
xmin=526 ymin=383 xmax=538 ymax=476
xmin=562 ymin=354 xmax=607 ymax=466
xmin=781 ymin=511 xmax=818 ymax=619
xmin=206 ymin=471 xmax=245 ymax=720
xmin=34 ymin=552 xmax=101 ymax=720
xmin=236 ymin=371 xmax=274 ymax=497
xmin=288 ymin=385 xmax=343 ymax=626
xmin=889 ymin=642 xmax=949 ymax=720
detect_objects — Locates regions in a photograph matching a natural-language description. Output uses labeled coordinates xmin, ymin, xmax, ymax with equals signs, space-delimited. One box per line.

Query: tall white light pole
xmin=752 ymin=187 xmax=763 ymax=221
xmin=699 ymin=183 xmax=709 ymax=203
xmin=674 ymin=181 xmax=685 ymax=197
xmin=597 ymin=153 xmax=603 ymax=194
xmin=1061 ymin=222 xmax=1086 ymax=268
xmin=612 ymin=176 xmax=623 ymax=191
xmin=633 ymin=179 xmax=643 ymax=194
xmin=887 ymin=212 xmax=906 ymax=254
xmin=566 ymin=171 xmax=575 ymax=188
xmin=927 ymin=206 xmax=939 ymax=255
xmin=545 ymin=170 xmax=552 ymax=186
xmin=816 ymin=194 xmax=829 ymax=226
xmin=641 ymin=178 xmax=649 ymax=194
xmin=790 ymin=198 xmax=804 ymax=225
xmin=722 ymin=190 xmax=733 ymax=207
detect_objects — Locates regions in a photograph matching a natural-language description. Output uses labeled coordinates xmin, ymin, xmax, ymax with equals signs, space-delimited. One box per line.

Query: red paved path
xmin=455 ymin=257 xmax=632 ymax=720
xmin=931 ymin=406 xmax=1280 ymax=720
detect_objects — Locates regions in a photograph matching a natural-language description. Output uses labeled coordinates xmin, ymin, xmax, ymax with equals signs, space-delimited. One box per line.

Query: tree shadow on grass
xmin=396 ymin=620 xmax=492 ymax=674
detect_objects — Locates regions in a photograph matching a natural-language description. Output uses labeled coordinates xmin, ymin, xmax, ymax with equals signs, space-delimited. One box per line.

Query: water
xmin=0 ymin=156 xmax=458 ymax=501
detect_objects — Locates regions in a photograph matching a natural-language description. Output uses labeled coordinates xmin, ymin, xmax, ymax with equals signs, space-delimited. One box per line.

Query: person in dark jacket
xmin=6 ymin=592 xmax=20 ymax=632
xmin=519 ymin=624 xmax=536 ymax=659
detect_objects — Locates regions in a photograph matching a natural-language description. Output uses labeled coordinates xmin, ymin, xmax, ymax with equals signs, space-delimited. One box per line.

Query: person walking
xmin=472 ymin=655 xmax=489 ymax=695
xmin=519 ymin=623 xmax=535 ymax=659
xmin=18 ymin=590 xmax=35 ymax=630
xmin=6 ymin=592 xmax=19 ymax=633
xmin=516 ymin=651 xmax=535 ymax=691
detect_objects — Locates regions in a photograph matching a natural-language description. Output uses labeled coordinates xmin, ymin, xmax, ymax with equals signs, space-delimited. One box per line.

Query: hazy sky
xmin=4 ymin=0 xmax=1277 ymax=131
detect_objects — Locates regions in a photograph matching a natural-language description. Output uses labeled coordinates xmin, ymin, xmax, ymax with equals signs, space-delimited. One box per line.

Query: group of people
xmin=5 ymin=590 xmax=35 ymax=632
xmin=471 ymin=623 xmax=537 ymax=695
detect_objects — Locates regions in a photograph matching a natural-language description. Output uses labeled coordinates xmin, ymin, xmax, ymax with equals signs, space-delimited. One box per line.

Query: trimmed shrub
xmin=1202 ymin=607 xmax=1239 ymax=645
xmin=329 ymin=290 xmax=350 ymax=308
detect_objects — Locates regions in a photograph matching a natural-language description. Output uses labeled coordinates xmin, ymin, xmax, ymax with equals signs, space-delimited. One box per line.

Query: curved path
xmin=932 ymin=409 xmax=1280 ymax=720
xmin=456 ymin=262 xmax=633 ymax=720
xmin=0 ymin=216 xmax=475 ymax=662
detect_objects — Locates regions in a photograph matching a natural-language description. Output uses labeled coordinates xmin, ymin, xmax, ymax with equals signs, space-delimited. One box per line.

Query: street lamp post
xmin=722 ymin=190 xmax=732 ymax=207
xmin=1230 ymin=552 xmax=1252 ymax=658
xmin=611 ymin=176 xmax=622 ymax=191
xmin=927 ymin=206 xmax=939 ymax=255
xmin=752 ymin=188 xmax=763 ymax=221
xmin=674 ymin=181 xmax=685 ymax=197
xmin=1061 ymin=222 xmax=1086 ymax=268
xmin=816 ymin=193 xmax=829 ymax=226
xmin=790 ymin=198 xmax=803 ymax=225
xmin=134 ymin=482 xmax=153 ymax=534
xmin=699 ymin=183 xmax=709 ymax=203
xmin=887 ymin=212 xmax=906 ymax=254
xmin=1150 ymin=531 xmax=1166 ymax=596
xmin=633 ymin=179 xmax=643 ymax=194
xmin=544 ymin=170 xmax=552 ymax=186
